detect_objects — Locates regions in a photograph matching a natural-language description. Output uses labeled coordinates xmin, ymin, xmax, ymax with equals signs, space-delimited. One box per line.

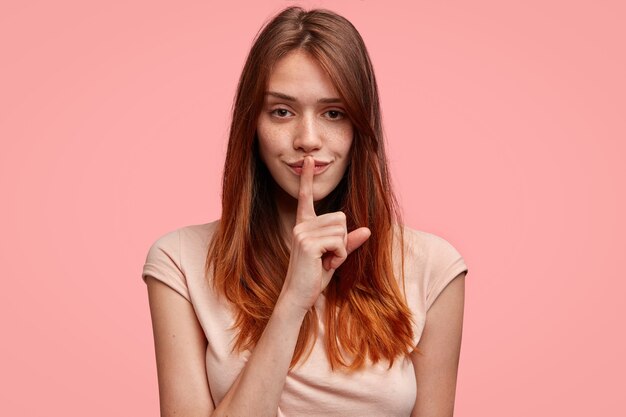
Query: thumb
xmin=346 ymin=227 xmax=371 ymax=256
xmin=326 ymin=227 xmax=371 ymax=271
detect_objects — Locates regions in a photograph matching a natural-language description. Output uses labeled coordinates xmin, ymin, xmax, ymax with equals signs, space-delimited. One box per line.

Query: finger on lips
xmin=293 ymin=156 xmax=359 ymax=272
xmin=296 ymin=156 xmax=316 ymax=224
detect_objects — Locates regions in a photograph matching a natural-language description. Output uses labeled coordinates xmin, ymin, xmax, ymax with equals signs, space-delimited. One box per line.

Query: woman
xmin=142 ymin=6 xmax=468 ymax=417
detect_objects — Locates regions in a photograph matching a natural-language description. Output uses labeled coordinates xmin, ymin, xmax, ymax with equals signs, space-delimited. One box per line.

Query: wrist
xmin=274 ymin=292 xmax=309 ymax=322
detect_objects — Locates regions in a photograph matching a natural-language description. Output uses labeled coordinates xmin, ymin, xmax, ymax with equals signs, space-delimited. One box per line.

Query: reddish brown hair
xmin=205 ymin=6 xmax=416 ymax=371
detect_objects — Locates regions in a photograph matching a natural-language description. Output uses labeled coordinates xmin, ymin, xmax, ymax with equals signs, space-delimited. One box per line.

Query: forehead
xmin=266 ymin=50 xmax=340 ymax=99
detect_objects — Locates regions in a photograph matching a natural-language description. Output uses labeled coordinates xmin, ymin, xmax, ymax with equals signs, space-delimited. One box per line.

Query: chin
xmin=268 ymin=168 xmax=344 ymax=204
xmin=288 ymin=188 xmax=330 ymax=202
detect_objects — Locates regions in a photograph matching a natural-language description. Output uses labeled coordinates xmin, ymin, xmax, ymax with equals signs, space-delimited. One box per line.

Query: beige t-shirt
xmin=141 ymin=220 xmax=468 ymax=416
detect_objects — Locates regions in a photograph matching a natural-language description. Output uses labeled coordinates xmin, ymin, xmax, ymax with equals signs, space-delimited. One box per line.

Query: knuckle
xmin=334 ymin=236 xmax=346 ymax=250
xmin=300 ymin=238 xmax=316 ymax=254
xmin=292 ymin=227 xmax=307 ymax=243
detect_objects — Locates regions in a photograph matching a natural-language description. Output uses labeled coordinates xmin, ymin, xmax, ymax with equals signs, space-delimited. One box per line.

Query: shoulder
xmin=142 ymin=220 xmax=221 ymax=301
xmin=178 ymin=219 xmax=220 ymax=247
xmin=391 ymin=225 xmax=468 ymax=346
xmin=393 ymin=224 xmax=464 ymax=265
xmin=393 ymin=224 xmax=468 ymax=308
xmin=147 ymin=219 xmax=220 ymax=249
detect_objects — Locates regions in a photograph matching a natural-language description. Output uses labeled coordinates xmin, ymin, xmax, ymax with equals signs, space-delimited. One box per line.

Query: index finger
xmin=296 ymin=156 xmax=316 ymax=223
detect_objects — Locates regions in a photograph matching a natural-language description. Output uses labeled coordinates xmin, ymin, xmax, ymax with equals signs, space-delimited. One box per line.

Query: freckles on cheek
xmin=331 ymin=122 xmax=353 ymax=139
xmin=328 ymin=126 xmax=354 ymax=151
xmin=261 ymin=125 xmax=287 ymax=149
xmin=258 ymin=129 xmax=284 ymax=159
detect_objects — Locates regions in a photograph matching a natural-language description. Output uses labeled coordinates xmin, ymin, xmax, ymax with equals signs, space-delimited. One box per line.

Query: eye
xmin=270 ymin=108 xmax=293 ymax=118
xmin=325 ymin=110 xmax=345 ymax=120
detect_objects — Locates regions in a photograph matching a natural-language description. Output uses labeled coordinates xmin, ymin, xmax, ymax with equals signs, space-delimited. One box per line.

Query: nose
xmin=292 ymin=113 xmax=322 ymax=152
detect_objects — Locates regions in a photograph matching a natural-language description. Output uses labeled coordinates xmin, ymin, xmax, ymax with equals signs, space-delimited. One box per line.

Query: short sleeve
xmin=425 ymin=235 xmax=468 ymax=312
xmin=141 ymin=229 xmax=191 ymax=302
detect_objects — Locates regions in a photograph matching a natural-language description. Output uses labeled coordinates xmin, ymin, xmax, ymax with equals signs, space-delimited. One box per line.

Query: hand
xmin=278 ymin=156 xmax=371 ymax=314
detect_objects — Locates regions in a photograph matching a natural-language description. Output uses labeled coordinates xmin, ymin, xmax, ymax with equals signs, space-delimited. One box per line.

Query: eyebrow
xmin=264 ymin=91 xmax=343 ymax=104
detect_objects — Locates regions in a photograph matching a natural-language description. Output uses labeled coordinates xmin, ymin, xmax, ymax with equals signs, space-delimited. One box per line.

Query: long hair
xmin=205 ymin=6 xmax=415 ymax=371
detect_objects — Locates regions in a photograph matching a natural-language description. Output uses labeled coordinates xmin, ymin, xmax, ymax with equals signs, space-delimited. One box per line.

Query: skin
xmin=210 ymin=157 xmax=370 ymax=417
xmin=410 ymin=270 xmax=465 ymax=417
xmin=146 ymin=48 xmax=465 ymax=417
xmin=215 ymin=49 xmax=371 ymax=415
xmin=256 ymin=49 xmax=357 ymax=247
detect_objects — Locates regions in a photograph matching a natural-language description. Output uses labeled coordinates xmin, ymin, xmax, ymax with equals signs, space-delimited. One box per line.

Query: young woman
xmin=142 ymin=6 xmax=468 ymax=417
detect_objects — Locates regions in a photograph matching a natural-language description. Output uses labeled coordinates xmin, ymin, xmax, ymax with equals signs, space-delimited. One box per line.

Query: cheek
xmin=343 ymin=135 xmax=354 ymax=155
xmin=333 ymin=125 xmax=354 ymax=157
xmin=256 ymin=127 xmax=277 ymax=164
xmin=257 ymin=122 xmax=288 ymax=158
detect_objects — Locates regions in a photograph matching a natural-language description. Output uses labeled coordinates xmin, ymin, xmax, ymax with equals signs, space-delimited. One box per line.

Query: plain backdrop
xmin=1 ymin=0 xmax=624 ymax=415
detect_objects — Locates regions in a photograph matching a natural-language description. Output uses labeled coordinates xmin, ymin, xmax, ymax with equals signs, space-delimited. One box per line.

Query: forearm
xmin=211 ymin=294 xmax=307 ymax=417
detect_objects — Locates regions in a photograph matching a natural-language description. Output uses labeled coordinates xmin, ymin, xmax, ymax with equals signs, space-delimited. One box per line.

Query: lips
xmin=286 ymin=160 xmax=332 ymax=175
xmin=287 ymin=159 xmax=330 ymax=168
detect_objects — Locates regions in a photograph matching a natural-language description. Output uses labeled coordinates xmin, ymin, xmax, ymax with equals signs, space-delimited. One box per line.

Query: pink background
xmin=1 ymin=0 xmax=624 ymax=415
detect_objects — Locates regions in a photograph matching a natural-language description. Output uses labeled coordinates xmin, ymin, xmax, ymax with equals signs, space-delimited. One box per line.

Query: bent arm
xmin=146 ymin=277 xmax=215 ymax=416
xmin=147 ymin=275 xmax=306 ymax=417
xmin=212 ymin=293 xmax=306 ymax=417
xmin=411 ymin=272 xmax=466 ymax=417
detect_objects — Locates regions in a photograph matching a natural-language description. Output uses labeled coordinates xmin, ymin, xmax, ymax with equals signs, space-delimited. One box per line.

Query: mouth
xmin=286 ymin=160 xmax=332 ymax=175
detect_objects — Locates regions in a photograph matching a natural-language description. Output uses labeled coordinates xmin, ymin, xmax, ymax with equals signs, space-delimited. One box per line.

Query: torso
xmin=178 ymin=220 xmax=433 ymax=416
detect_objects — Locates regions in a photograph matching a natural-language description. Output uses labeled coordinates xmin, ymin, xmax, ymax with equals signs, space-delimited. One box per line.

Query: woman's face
xmin=256 ymin=50 xmax=354 ymax=202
